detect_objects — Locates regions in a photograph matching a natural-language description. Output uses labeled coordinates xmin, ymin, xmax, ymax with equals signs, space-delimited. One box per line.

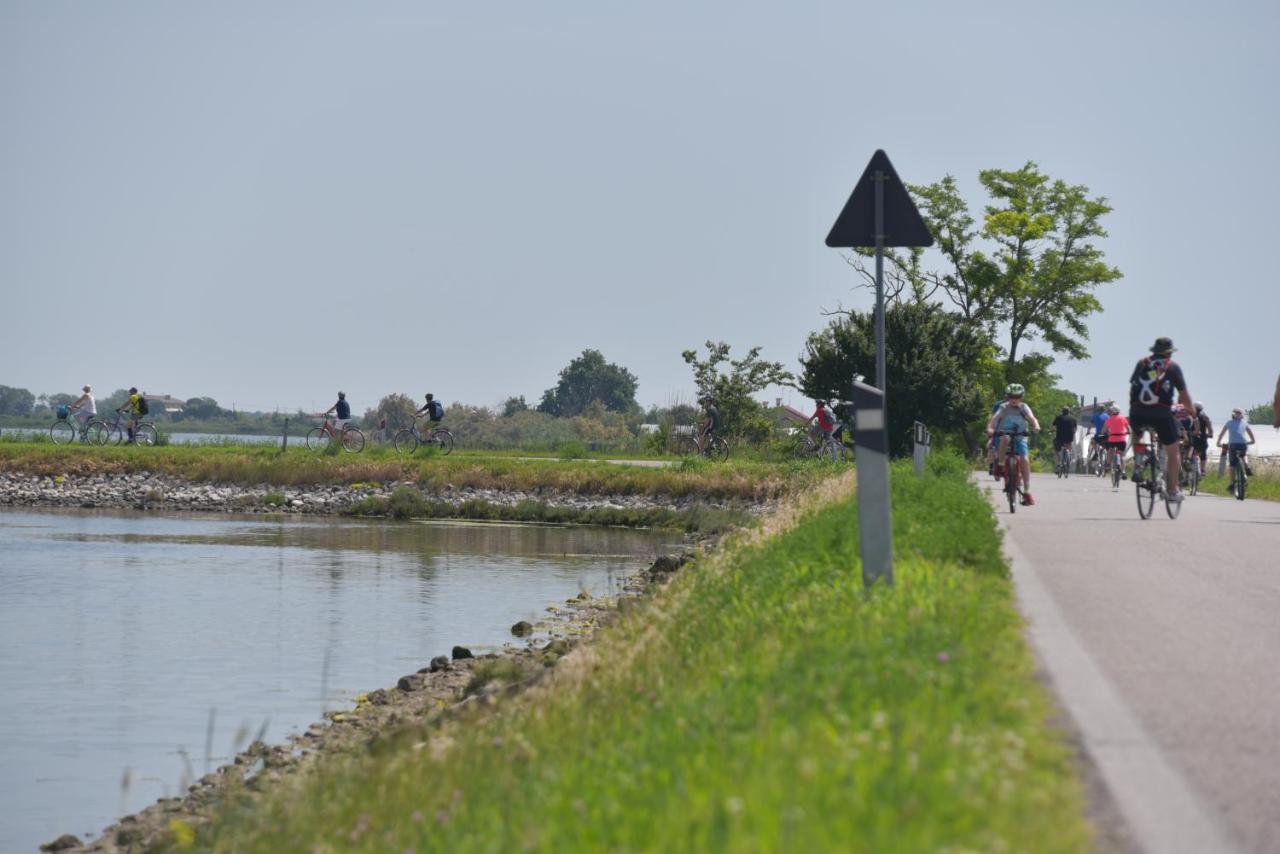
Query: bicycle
xmin=1109 ymin=445 xmax=1125 ymax=490
xmin=678 ymin=431 xmax=730 ymax=461
xmin=101 ymin=410 xmax=158 ymax=446
xmin=995 ymin=429 xmax=1030 ymax=514
xmin=1087 ymin=441 xmax=1106 ymax=477
xmin=393 ymin=417 xmax=455 ymax=456
xmin=792 ymin=429 xmax=851 ymax=462
xmin=1223 ymin=442 xmax=1253 ymax=501
xmin=1180 ymin=443 xmax=1200 ymax=497
xmin=306 ymin=418 xmax=365 ymax=453
xmin=1054 ymin=444 xmax=1073 ymax=478
xmin=1133 ymin=430 xmax=1181 ymax=520
xmin=50 ymin=407 xmax=110 ymax=445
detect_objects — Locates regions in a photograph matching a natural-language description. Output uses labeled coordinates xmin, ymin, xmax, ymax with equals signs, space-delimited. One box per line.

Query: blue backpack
xmin=428 ymin=400 xmax=444 ymax=422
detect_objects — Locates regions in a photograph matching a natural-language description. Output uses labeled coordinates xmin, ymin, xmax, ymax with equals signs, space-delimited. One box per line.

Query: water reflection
xmin=0 ymin=507 xmax=678 ymax=853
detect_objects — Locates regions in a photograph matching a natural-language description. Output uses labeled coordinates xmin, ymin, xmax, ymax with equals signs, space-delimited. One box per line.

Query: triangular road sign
xmin=825 ymin=149 xmax=934 ymax=248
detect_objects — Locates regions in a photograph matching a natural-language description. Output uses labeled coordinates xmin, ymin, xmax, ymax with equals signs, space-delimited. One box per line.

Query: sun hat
xmin=1150 ymin=337 xmax=1176 ymax=354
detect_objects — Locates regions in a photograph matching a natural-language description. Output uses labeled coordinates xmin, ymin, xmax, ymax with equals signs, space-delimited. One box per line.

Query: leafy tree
xmin=682 ymin=341 xmax=793 ymax=441
xmin=1247 ymin=401 xmax=1274 ymax=426
xmin=35 ymin=392 xmax=78 ymax=413
xmin=181 ymin=397 xmax=224 ymax=420
xmin=799 ymin=303 xmax=993 ymax=456
xmin=840 ymin=163 xmax=1121 ymax=374
xmin=364 ymin=393 xmax=418 ymax=432
xmin=501 ymin=396 xmax=530 ymax=418
xmin=538 ymin=350 xmax=639 ymax=417
xmin=0 ymin=385 xmax=36 ymax=416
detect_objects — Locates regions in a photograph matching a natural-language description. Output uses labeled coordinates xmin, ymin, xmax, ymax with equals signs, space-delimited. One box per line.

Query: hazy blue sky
xmin=5 ymin=1 xmax=1278 ymax=422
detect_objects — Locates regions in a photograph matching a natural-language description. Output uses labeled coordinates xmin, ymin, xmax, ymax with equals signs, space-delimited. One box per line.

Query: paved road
xmin=978 ymin=472 xmax=1280 ymax=854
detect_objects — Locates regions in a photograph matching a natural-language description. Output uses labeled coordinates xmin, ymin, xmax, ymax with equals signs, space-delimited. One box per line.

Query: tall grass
xmin=0 ymin=442 xmax=831 ymax=501
xmin=190 ymin=459 xmax=1090 ymax=852
xmin=1197 ymin=468 xmax=1280 ymax=502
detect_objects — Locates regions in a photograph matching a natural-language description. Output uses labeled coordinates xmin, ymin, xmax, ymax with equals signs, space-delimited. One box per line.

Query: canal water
xmin=0 ymin=508 xmax=679 ymax=852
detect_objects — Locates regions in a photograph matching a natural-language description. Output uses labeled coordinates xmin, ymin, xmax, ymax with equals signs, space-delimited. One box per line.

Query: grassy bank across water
xmin=189 ymin=457 xmax=1091 ymax=852
xmin=0 ymin=442 xmax=813 ymax=502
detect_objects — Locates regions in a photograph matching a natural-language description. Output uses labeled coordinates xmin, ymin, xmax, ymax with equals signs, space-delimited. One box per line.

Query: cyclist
xmin=116 ymin=387 xmax=144 ymax=444
xmin=68 ymin=385 xmax=96 ymax=435
xmin=321 ymin=391 xmax=352 ymax=436
xmin=986 ymin=399 xmax=1006 ymax=475
xmin=1088 ymin=403 xmax=1111 ymax=466
xmin=1103 ymin=405 xmax=1131 ymax=477
xmin=809 ymin=398 xmax=836 ymax=446
xmin=414 ymin=393 xmax=446 ymax=433
xmin=1127 ymin=337 xmax=1196 ymax=502
xmin=1051 ymin=406 xmax=1077 ymax=467
xmin=986 ymin=383 xmax=1041 ymax=506
xmin=1215 ymin=408 xmax=1256 ymax=491
xmin=698 ymin=395 xmax=721 ymax=454
xmin=1191 ymin=402 xmax=1213 ymax=476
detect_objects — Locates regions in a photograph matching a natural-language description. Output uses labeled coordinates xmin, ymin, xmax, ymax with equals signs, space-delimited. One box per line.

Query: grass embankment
xmin=1197 ymin=468 xmax=1280 ymax=502
xmin=0 ymin=442 xmax=810 ymax=503
xmin=189 ymin=457 xmax=1091 ymax=852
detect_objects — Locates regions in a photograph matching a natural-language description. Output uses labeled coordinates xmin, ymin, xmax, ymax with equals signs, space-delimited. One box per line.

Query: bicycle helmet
xmin=83 ymin=385 xmax=92 ymax=393
xmin=338 ymin=391 xmax=346 ymax=400
xmin=1194 ymin=401 xmax=1204 ymax=411
xmin=1005 ymin=383 xmax=1025 ymax=397
xmin=425 ymin=393 xmax=434 ymax=401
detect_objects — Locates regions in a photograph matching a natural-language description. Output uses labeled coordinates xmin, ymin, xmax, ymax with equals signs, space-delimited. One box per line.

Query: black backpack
xmin=137 ymin=396 xmax=150 ymax=416
xmin=428 ymin=400 xmax=444 ymax=421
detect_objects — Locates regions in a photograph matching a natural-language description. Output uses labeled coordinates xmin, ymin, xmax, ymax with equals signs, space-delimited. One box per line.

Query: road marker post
xmin=853 ymin=381 xmax=893 ymax=588
xmin=913 ymin=420 xmax=931 ymax=474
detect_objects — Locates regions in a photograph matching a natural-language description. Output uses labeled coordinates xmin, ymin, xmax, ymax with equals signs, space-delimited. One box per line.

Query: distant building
xmin=142 ymin=393 xmax=185 ymax=414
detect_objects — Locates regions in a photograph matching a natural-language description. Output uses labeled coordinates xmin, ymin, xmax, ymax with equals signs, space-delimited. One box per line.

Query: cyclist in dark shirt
xmin=699 ymin=396 xmax=721 ymax=449
xmin=1051 ymin=407 xmax=1077 ymax=454
xmin=322 ymin=391 xmax=353 ymax=431
xmin=1128 ymin=337 xmax=1196 ymax=501
xmin=1191 ymin=403 xmax=1213 ymax=476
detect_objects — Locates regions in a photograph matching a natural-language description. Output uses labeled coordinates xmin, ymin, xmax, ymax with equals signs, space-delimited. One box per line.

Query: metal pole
xmin=874 ymin=170 xmax=886 ymax=393
xmin=282 ymin=417 xmax=288 ymax=452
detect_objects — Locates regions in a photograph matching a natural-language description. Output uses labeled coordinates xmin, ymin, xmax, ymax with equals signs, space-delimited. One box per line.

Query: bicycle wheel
xmin=306 ymin=427 xmax=330 ymax=451
xmin=85 ymin=420 xmax=110 ymax=446
xmin=134 ymin=423 xmax=158 ymax=446
xmin=393 ymin=429 xmax=418 ymax=455
xmin=106 ymin=425 xmax=127 ymax=445
xmin=341 ymin=427 xmax=365 ymax=453
xmin=1186 ymin=463 xmax=1199 ymax=497
xmin=677 ymin=435 xmax=701 ymax=457
xmin=434 ymin=429 xmax=455 ymax=456
xmin=1005 ymin=458 xmax=1018 ymax=513
xmin=1135 ymin=454 xmax=1156 ymax=519
xmin=50 ymin=420 xmax=74 ymax=445
xmin=709 ymin=436 xmax=730 ymax=461
xmin=1235 ymin=463 xmax=1246 ymax=501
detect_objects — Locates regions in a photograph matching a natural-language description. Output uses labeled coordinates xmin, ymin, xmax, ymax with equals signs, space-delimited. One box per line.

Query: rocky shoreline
xmin=39 ymin=548 xmax=696 ymax=853
xmin=0 ymin=471 xmax=749 ymax=518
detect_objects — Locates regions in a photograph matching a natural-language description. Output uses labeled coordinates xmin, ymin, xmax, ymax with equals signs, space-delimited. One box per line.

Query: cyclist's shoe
xmin=1167 ymin=490 xmax=1184 ymax=504
xmin=1131 ymin=469 xmax=1143 ymax=483
xmin=1021 ymin=493 xmax=1035 ymax=506
xmin=994 ymin=464 xmax=1004 ymax=480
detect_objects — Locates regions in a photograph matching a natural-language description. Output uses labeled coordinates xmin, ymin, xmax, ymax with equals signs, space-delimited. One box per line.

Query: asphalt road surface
xmin=978 ymin=470 xmax=1280 ymax=854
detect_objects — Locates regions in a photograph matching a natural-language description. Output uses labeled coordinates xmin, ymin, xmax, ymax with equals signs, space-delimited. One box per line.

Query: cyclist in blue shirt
xmin=1215 ymin=408 xmax=1256 ymax=491
xmin=322 ymin=391 xmax=352 ymax=433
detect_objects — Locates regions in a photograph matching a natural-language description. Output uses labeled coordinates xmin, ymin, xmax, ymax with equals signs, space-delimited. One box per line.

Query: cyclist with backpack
xmin=414 ymin=393 xmax=446 ymax=434
xmin=1051 ymin=406 xmax=1078 ymax=465
xmin=117 ymin=387 xmax=147 ymax=443
xmin=1127 ymin=337 xmax=1196 ymax=502
xmin=699 ymin=395 xmax=721 ymax=453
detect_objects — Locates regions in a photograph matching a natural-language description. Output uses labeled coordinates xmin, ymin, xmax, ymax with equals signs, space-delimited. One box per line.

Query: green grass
xmin=0 ymin=441 xmax=831 ymax=502
xmin=188 ymin=459 xmax=1091 ymax=853
xmin=1197 ymin=468 xmax=1280 ymax=501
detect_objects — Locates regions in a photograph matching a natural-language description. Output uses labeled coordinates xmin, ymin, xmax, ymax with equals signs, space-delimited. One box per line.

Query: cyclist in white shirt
xmin=69 ymin=385 xmax=96 ymax=432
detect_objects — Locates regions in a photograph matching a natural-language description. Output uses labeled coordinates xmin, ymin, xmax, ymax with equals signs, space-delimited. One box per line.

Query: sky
xmin=4 ymin=0 xmax=1278 ymax=423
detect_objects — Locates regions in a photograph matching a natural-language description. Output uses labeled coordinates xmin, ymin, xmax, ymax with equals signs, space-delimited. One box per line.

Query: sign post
xmin=853 ymin=381 xmax=893 ymax=587
xmin=827 ymin=150 xmax=934 ymax=589
xmin=913 ymin=420 xmax=931 ymax=475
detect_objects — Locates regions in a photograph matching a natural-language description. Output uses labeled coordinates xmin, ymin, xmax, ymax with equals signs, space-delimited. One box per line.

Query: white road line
xmin=999 ymin=518 xmax=1240 ymax=854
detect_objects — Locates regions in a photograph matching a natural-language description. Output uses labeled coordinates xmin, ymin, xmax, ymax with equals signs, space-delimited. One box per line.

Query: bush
xmin=557 ymin=440 xmax=589 ymax=460
xmin=387 ymin=486 xmax=428 ymax=519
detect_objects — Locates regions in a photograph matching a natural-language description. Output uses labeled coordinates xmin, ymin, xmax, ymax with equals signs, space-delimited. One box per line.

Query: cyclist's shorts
xmin=1007 ymin=436 xmax=1028 ymax=457
xmin=1053 ymin=438 xmax=1072 ymax=452
xmin=1192 ymin=436 xmax=1209 ymax=452
xmin=1227 ymin=442 xmax=1249 ymax=462
xmin=1107 ymin=439 xmax=1127 ymax=449
xmin=334 ymin=418 xmax=350 ymax=430
xmin=1129 ymin=409 xmax=1179 ymax=446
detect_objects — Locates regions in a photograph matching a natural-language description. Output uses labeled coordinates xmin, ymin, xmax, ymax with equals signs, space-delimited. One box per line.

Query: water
xmin=2 ymin=427 xmax=285 ymax=446
xmin=0 ymin=509 xmax=678 ymax=852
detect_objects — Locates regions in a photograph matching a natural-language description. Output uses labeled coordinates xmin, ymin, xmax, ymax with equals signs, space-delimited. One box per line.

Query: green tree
xmin=538 ymin=350 xmax=639 ymax=417
xmin=181 ymin=397 xmax=224 ymax=420
xmin=841 ymin=163 xmax=1121 ymax=374
xmin=364 ymin=393 xmax=417 ymax=432
xmin=682 ymin=341 xmax=793 ymax=442
xmin=799 ymin=303 xmax=994 ymax=456
xmin=0 ymin=385 xmax=36 ymax=416
xmin=1247 ymin=401 xmax=1274 ymax=426
xmin=501 ymin=396 xmax=530 ymax=417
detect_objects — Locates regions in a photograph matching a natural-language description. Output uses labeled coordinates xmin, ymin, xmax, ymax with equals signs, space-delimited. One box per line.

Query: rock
xmin=542 ymin=639 xmax=572 ymax=659
xmin=291 ymin=499 xmax=303 ymax=507
xmin=427 ymin=655 xmax=451 ymax=673
xmin=397 ymin=674 xmax=425 ymax=692
xmin=367 ymin=688 xmax=391 ymax=705
xmin=39 ymin=834 xmax=82 ymax=852
xmin=451 ymin=645 xmax=473 ymax=660
xmin=510 ymin=621 xmax=533 ymax=637
xmin=649 ymin=555 xmax=686 ymax=575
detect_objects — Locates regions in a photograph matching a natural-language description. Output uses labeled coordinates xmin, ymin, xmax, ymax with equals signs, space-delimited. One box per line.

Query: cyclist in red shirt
xmin=810 ymin=399 xmax=835 ymax=442
xmin=1102 ymin=405 xmax=1131 ymax=477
